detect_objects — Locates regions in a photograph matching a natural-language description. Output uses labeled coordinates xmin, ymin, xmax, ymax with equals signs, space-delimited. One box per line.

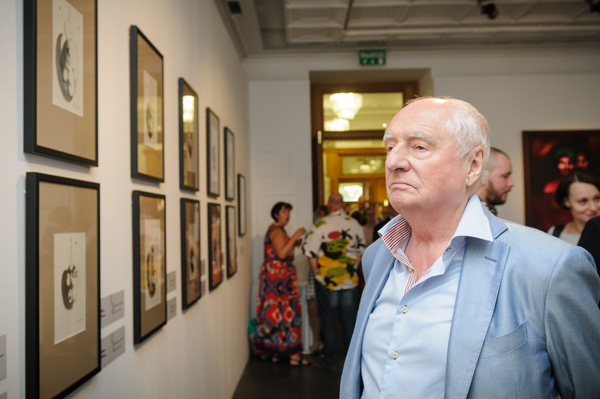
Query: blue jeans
xmin=315 ymin=282 xmax=358 ymax=369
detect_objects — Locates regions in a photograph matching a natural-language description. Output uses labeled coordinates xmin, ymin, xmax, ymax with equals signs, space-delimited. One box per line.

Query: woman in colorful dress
xmin=255 ymin=202 xmax=309 ymax=366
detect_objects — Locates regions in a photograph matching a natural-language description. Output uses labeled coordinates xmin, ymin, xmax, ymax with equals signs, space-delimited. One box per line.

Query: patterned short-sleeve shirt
xmin=303 ymin=209 xmax=366 ymax=290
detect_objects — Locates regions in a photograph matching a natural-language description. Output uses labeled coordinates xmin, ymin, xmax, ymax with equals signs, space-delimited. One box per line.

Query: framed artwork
xmin=225 ymin=127 xmax=235 ymax=200
xmin=24 ymin=0 xmax=98 ymax=166
xmin=132 ymin=191 xmax=166 ymax=343
xmin=523 ymin=130 xmax=600 ymax=232
xmin=237 ymin=174 xmax=246 ymax=236
xmin=207 ymin=203 xmax=223 ymax=290
xmin=181 ymin=198 xmax=201 ymax=309
xmin=206 ymin=108 xmax=220 ymax=197
xmin=25 ymin=172 xmax=100 ymax=399
xmin=179 ymin=78 xmax=199 ymax=191
xmin=226 ymin=206 xmax=237 ymax=278
xmin=130 ymin=25 xmax=164 ymax=182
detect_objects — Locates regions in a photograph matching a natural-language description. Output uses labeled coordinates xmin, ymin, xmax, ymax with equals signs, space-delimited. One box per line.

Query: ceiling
xmin=215 ymin=0 xmax=600 ymax=58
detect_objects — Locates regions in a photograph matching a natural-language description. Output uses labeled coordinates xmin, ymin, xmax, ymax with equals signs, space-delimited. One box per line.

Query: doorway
xmin=310 ymin=81 xmax=419 ymax=216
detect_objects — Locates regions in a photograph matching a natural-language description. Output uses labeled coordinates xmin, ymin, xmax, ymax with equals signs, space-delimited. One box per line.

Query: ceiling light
xmin=329 ymin=93 xmax=363 ymax=120
xmin=325 ymin=118 xmax=350 ymax=131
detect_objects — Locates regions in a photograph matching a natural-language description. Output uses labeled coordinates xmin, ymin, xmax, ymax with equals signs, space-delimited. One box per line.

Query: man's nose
xmin=385 ymin=147 xmax=410 ymax=172
xmin=507 ymin=176 xmax=514 ymax=188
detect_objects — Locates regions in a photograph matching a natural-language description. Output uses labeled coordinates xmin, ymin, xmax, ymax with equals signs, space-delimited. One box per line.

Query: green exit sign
xmin=359 ymin=50 xmax=386 ymax=66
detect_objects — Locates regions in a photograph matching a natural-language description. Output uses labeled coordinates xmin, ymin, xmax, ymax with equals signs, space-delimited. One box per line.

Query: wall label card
xmin=100 ymin=291 xmax=125 ymax=329
xmin=167 ymin=297 xmax=177 ymax=321
xmin=167 ymin=271 xmax=177 ymax=294
xmin=100 ymin=326 xmax=125 ymax=369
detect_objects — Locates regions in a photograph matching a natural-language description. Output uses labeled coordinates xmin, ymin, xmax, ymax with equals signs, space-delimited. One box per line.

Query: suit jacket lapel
xmin=444 ymin=215 xmax=509 ymax=399
xmin=342 ymin=243 xmax=395 ymax=397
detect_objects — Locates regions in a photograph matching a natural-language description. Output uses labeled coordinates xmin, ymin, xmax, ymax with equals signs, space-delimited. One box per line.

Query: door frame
xmin=310 ymin=81 xmax=419 ymax=209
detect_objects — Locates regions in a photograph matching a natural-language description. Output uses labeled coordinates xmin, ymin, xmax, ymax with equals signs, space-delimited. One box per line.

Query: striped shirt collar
xmin=379 ymin=194 xmax=494 ymax=264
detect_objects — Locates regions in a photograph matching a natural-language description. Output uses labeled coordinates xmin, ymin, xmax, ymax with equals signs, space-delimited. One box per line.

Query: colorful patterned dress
xmin=254 ymin=224 xmax=302 ymax=358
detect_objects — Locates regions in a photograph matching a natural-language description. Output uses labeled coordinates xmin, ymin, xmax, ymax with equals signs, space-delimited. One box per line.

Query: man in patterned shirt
xmin=304 ymin=192 xmax=366 ymax=371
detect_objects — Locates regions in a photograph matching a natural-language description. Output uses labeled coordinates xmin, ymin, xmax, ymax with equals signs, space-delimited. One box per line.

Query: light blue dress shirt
xmin=361 ymin=195 xmax=494 ymax=399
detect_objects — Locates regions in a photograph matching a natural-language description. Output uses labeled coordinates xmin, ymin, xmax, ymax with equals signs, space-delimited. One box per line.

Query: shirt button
xmin=446 ymin=247 xmax=451 ymax=252
xmin=392 ymin=351 xmax=398 ymax=359
xmin=402 ymin=305 xmax=408 ymax=314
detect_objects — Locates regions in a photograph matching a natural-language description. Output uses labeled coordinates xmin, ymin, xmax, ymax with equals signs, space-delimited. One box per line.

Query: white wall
xmin=247 ymin=80 xmax=313 ymax=314
xmin=245 ymin=47 xmax=600 ymax=246
xmin=0 ymin=0 xmax=250 ymax=398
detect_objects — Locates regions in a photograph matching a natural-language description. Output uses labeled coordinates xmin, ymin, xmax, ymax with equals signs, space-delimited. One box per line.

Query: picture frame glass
xmin=25 ymin=0 xmax=98 ymax=165
xmin=133 ymin=192 xmax=166 ymax=342
xmin=225 ymin=128 xmax=235 ymax=200
xmin=207 ymin=108 xmax=220 ymax=197
xmin=182 ymin=199 xmax=201 ymax=307
xmin=208 ymin=203 xmax=223 ymax=290
xmin=180 ymin=79 xmax=199 ymax=191
xmin=26 ymin=173 xmax=100 ymax=398
xmin=237 ymin=174 xmax=246 ymax=236
xmin=523 ymin=130 xmax=600 ymax=232
xmin=226 ymin=205 xmax=237 ymax=278
xmin=131 ymin=26 xmax=164 ymax=181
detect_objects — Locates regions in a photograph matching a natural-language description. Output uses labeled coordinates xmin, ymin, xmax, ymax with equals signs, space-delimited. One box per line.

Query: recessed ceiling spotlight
xmin=478 ymin=0 xmax=499 ymax=19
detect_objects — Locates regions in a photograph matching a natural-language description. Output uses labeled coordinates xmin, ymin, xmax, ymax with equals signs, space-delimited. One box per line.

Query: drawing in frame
xmin=132 ymin=191 xmax=166 ymax=343
xmin=225 ymin=127 xmax=235 ymax=200
xmin=130 ymin=25 xmax=164 ymax=182
xmin=207 ymin=203 xmax=223 ymax=290
xmin=226 ymin=205 xmax=237 ymax=278
xmin=237 ymin=174 xmax=246 ymax=236
xmin=179 ymin=78 xmax=200 ymax=191
xmin=181 ymin=198 xmax=201 ymax=309
xmin=24 ymin=0 xmax=98 ymax=166
xmin=523 ymin=130 xmax=600 ymax=233
xmin=25 ymin=172 xmax=100 ymax=399
xmin=206 ymin=108 xmax=220 ymax=197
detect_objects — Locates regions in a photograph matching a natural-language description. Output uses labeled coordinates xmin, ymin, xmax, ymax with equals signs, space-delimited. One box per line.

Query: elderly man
xmin=304 ymin=192 xmax=366 ymax=371
xmin=476 ymin=147 xmax=514 ymax=215
xmin=340 ymin=97 xmax=600 ymax=398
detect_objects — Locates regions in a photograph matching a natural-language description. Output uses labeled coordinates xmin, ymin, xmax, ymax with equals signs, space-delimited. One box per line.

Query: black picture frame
xmin=225 ymin=127 xmax=235 ymax=201
xmin=207 ymin=203 xmax=223 ymax=290
xmin=179 ymin=78 xmax=200 ymax=191
xmin=24 ymin=0 xmax=98 ymax=166
xmin=206 ymin=108 xmax=220 ymax=197
xmin=130 ymin=26 xmax=164 ymax=182
xmin=523 ymin=130 xmax=600 ymax=232
xmin=132 ymin=191 xmax=167 ymax=343
xmin=181 ymin=198 xmax=201 ymax=309
xmin=237 ymin=174 xmax=246 ymax=236
xmin=226 ymin=205 xmax=237 ymax=278
xmin=25 ymin=172 xmax=100 ymax=399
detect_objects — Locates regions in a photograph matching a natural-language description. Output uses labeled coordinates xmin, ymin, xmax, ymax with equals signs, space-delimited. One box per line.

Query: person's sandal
xmin=290 ymin=354 xmax=311 ymax=366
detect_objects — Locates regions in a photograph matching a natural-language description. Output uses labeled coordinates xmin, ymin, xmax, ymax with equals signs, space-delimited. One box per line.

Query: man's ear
xmin=466 ymin=147 xmax=484 ymax=187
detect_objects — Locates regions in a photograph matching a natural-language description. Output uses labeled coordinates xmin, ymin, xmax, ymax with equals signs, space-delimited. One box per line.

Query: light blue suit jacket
xmin=340 ymin=212 xmax=600 ymax=398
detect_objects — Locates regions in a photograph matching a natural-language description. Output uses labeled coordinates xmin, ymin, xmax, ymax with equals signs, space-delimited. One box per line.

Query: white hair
xmin=389 ymin=97 xmax=491 ymax=167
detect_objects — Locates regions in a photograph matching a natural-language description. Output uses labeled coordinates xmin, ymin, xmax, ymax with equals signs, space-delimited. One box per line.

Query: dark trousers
xmin=315 ymin=282 xmax=358 ymax=369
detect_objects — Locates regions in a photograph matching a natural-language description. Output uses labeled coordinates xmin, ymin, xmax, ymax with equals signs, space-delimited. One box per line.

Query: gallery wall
xmin=0 ymin=0 xmax=251 ymax=398
xmin=245 ymin=47 xmax=600 ymax=307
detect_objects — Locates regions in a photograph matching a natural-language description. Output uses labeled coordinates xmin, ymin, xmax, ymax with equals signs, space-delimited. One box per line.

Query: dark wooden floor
xmin=232 ymin=353 xmax=343 ymax=399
